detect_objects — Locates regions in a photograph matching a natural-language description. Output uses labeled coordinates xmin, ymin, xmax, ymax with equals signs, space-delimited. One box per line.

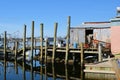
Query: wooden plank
xmin=85 ymin=60 xmax=113 ymax=67
xmin=84 ymin=70 xmax=115 ymax=74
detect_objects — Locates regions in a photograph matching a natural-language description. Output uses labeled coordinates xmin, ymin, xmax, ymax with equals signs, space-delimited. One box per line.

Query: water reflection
xmin=65 ymin=64 xmax=68 ymax=80
xmin=4 ymin=60 xmax=6 ymax=80
xmin=1 ymin=59 xmax=116 ymax=80
xmin=40 ymin=62 xmax=43 ymax=80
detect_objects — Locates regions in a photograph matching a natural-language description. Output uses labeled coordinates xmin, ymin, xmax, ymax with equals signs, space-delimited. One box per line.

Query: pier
xmin=0 ymin=16 xmax=119 ymax=80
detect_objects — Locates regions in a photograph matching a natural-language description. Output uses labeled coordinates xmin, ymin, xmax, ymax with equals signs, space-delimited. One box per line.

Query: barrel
xmin=73 ymin=42 xmax=77 ymax=48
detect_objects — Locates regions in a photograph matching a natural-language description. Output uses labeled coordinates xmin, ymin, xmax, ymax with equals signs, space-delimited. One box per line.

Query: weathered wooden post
xmin=14 ymin=31 xmax=18 ymax=75
xmin=4 ymin=31 xmax=7 ymax=61
xmin=4 ymin=31 xmax=7 ymax=80
xmin=23 ymin=24 xmax=26 ymax=80
xmin=31 ymin=21 xmax=34 ymax=80
xmin=40 ymin=23 xmax=43 ymax=61
xmin=80 ymin=43 xmax=84 ymax=67
xmin=34 ymin=38 xmax=36 ymax=55
xmin=23 ymin=24 xmax=26 ymax=62
xmin=98 ymin=43 xmax=102 ymax=62
xmin=52 ymin=23 xmax=58 ymax=63
xmin=15 ymin=41 xmax=18 ymax=60
xmin=31 ymin=21 xmax=34 ymax=61
xmin=80 ymin=43 xmax=85 ymax=80
xmin=65 ymin=16 xmax=71 ymax=64
xmin=45 ymin=39 xmax=48 ymax=63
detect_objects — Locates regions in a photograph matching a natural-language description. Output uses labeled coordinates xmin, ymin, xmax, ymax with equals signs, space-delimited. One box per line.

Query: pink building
xmin=111 ymin=7 xmax=120 ymax=54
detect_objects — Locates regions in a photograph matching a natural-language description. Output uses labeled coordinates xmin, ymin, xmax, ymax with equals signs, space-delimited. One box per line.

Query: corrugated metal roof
xmin=83 ymin=21 xmax=110 ymax=24
xmin=71 ymin=22 xmax=111 ymax=29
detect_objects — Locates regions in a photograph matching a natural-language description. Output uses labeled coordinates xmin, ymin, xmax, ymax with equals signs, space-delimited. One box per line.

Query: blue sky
xmin=0 ymin=0 xmax=120 ymax=38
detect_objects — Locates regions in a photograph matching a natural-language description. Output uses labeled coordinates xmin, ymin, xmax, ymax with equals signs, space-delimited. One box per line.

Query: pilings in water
xmin=31 ymin=21 xmax=34 ymax=80
xmin=4 ymin=31 xmax=7 ymax=80
xmin=52 ymin=23 xmax=58 ymax=63
xmin=80 ymin=43 xmax=85 ymax=80
xmin=1 ymin=16 xmax=105 ymax=66
xmin=23 ymin=24 xmax=26 ymax=80
xmin=23 ymin=24 xmax=26 ymax=62
xmin=40 ymin=23 xmax=43 ymax=80
xmin=65 ymin=16 xmax=71 ymax=64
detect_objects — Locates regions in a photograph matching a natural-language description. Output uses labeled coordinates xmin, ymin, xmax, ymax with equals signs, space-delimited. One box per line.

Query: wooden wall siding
xmin=93 ymin=28 xmax=110 ymax=43
xmin=70 ymin=28 xmax=85 ymax=45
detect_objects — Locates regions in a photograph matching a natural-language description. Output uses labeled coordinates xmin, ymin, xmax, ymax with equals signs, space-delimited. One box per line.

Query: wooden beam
xmin=52 ymin=23 xmax=58 ymax=63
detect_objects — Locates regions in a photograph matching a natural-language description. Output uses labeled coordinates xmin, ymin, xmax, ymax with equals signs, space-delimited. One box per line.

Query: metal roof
xmin=71 ymin=22 xmax=111 ymax=29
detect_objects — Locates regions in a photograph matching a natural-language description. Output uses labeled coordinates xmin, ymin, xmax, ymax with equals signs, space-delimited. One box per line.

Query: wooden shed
xmin=70 ymin=22 xmax=111 ymax=48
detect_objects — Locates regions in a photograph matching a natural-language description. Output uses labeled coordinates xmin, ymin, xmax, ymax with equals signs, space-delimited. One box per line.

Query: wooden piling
xmin=98 ymin=43 xmax=102 ymax=62
xmin=80 ymin=43 xmax=84 ymax=67
xmin=15 ymin=41 xmax=18 ymax=60
xmin=52 ymin=23 xmax=58 ymax=63
xmin=23 ymin=25 xmax=26 ymax=80
xmin=23 ymin=24 xmax=26 ymax=62
xmin=34 ymin=38 xmax=36 ymax=55
xmin=80 ymin=43 xmax=85 ymax=80
xmin=40 ymin=23 xmax=43 ymax=61
xmin=31 ymin=21 xmax=34 ymax=80
xmin=4 ymin=31 xmax=7 ymax=80
xmin=31 ymin=21 xmax=34 ymax=60
xmin=65 ymin=16 xmax=71 ymax=64
xmin=4 ymin=31 xmax=7 ymax=61
xmin=45 ymin=39 xmax=48 ymax=63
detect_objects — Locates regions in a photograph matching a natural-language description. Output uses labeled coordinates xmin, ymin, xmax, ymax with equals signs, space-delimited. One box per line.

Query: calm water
xmin=0 ymin=47 xmax=82 ymax=80
xmin=0 ymin=60 xmax=82 ymax=80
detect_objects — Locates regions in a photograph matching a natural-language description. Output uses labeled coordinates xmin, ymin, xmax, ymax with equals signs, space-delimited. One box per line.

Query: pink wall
xmin=111 ymin=27 xmax=120 ymax=54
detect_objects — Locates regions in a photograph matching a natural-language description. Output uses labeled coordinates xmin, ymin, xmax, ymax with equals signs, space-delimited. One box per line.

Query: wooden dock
xmin=0 ymin=17 xmax=118 ymax=80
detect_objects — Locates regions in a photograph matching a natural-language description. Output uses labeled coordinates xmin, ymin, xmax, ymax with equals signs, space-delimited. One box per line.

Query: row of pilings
xmin=3 ymin=16 xmax=85 ymax=65
xmin=2 ymin=16 xmax=102 ymax=80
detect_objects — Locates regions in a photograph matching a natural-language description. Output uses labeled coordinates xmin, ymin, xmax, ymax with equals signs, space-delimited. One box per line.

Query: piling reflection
xmin=14 ymin=59 xmax=18 ymax=74
xmin=30 ymin=60 xmax=33 ymax=80
xmin=2 ymin=60 xmax=84 ymax=80
xmin=52 ymin=63 xmax=56 ymax=80
xmin=4 ymin=60 xmax=6 ymax=80
xmin=40 ymin=62 xmax=43 ymax=80
xmin=23 ymin=60 xmax=26 ymax=80
xmin=44 ymin=63 xmax=47 ymax=80
xmin=65 ymin=64 xmax=68 ymax=80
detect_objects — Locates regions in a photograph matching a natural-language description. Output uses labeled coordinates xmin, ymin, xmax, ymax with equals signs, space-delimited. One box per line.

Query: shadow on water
xmin=0 ymin=59 xmax=84 ymax=80
xmin=0 ymin=59 xmax=117 ymax=80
